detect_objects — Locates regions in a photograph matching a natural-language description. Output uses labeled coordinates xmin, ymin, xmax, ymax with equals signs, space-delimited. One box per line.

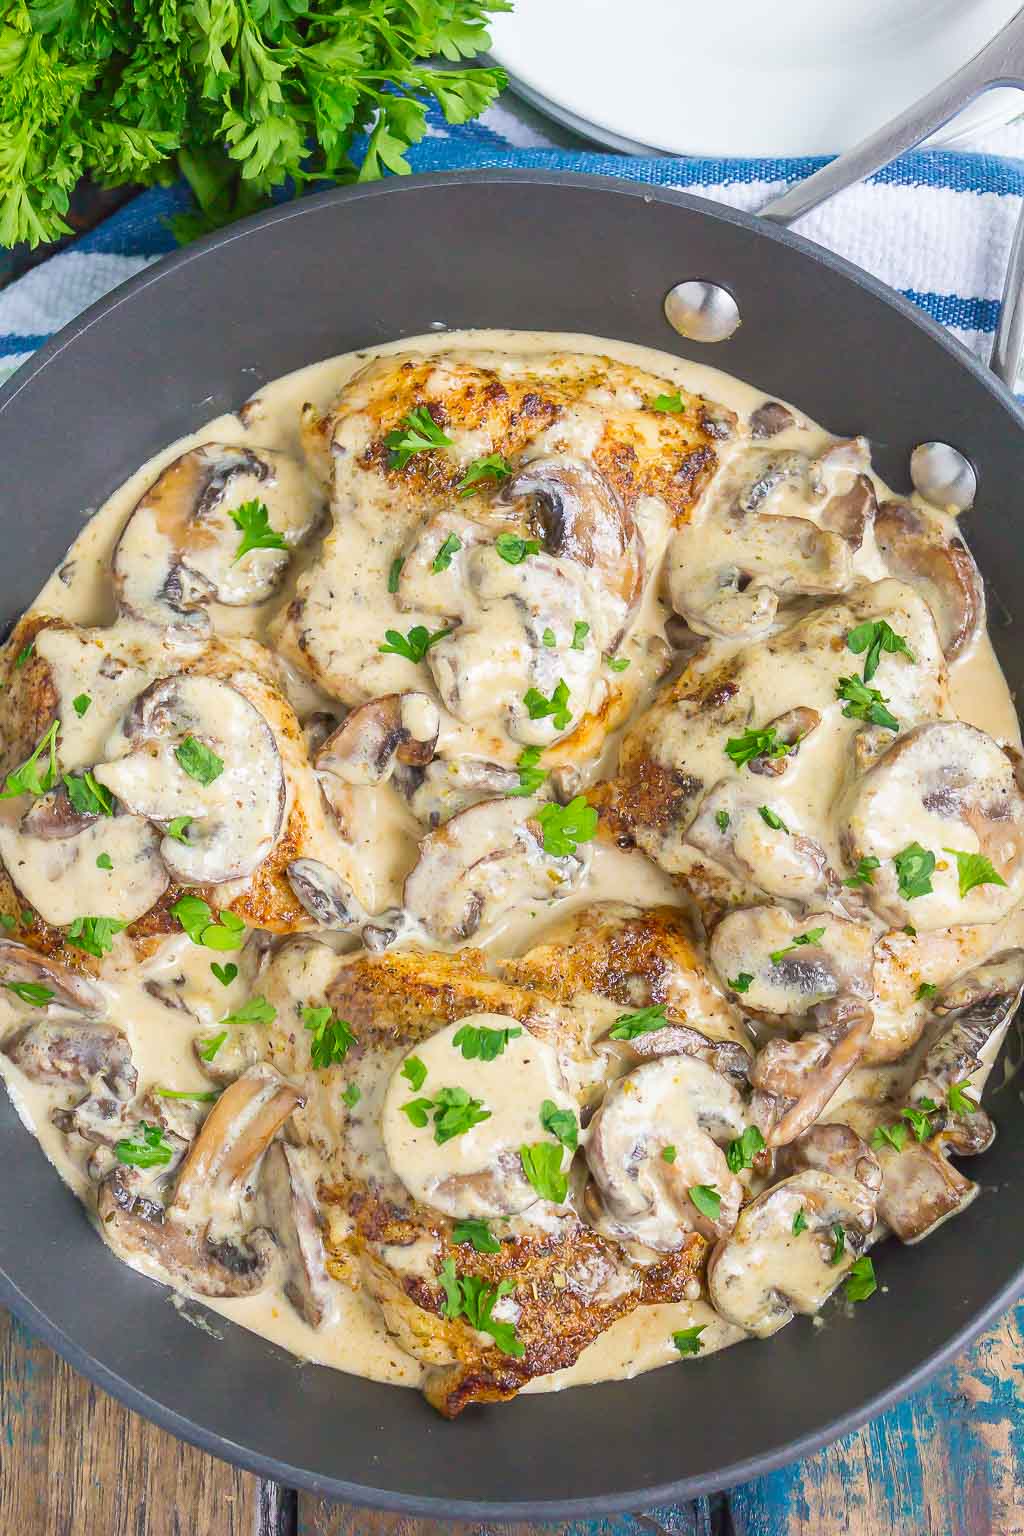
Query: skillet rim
xmin=1 ymin=168 xmax=1023 ymax=1517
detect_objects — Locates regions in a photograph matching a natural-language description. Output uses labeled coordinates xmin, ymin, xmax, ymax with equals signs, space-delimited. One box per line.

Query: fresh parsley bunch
xmin=0 ymin=0 xmax=510 ymax=249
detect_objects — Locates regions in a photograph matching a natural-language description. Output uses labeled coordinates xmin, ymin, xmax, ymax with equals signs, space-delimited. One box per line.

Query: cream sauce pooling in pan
xmin=1 ymin=330 xmax=1021 ymax=1402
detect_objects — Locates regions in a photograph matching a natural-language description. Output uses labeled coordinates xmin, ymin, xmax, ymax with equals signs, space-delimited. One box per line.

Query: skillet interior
xmin=1 ymin=171 xmax=1022 ymax=1517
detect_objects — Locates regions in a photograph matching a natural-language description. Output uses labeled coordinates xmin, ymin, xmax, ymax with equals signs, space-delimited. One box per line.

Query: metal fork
xmin=759 ymin=6 xmax=1024 ymax=389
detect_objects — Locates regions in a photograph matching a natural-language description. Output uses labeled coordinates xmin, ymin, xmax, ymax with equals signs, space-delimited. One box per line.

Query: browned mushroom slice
xmin=21 ymin=783 xmax=99 ymax=840
xmin=752 ymin=999 xmax=874 ymax=1147
xmin=0 ymin=806 xmax=170 ymax=928
xmin=112 ymin=443 xmax=321 ymax=630
xmin=707 ymin=1169 xmax=876 ymax=1336
xmin=709 ymin=908 xmax=873 ymax=1018
xmin=868 ymin=1128 xmax=979 ymax=1244
xmin=504 ymin=456 xmax=644 ymax=646
xmin=686 ymin=782 xmax=832 ymax=907
xmin=874 ymin=500 xmax=983 ymax=659
xmin=0 ymin=940 xmax=105 ymax=1019
xmin=839 ymin=722 xmax=1024 ymax=930
xmin=584 ymin=1056 xmax=746 ymax=1249
xmin=4 ymin=1019 xmax=135 ymax=1097
xmin=286 ymin=858 xmax=368 ymax=930
xmin=262 ymin=1141 xmax=336 ymax=1328
xmin=915 ymin=948 xmax=1024 ymax=1100
xmin=169 ymin=1064 xmax=304 ymax=1222
xmin=403 ymin=797 xmax=590 ymax=944
xmin=748 ymin=402 xmax=796 ymax=439
xmin=94 ymin=674 xmax=285 ymax=884
xmin=315 ymin=692 xmax=440 ymax=787
xmin=776 ymin=1122 xmax=882 ymax=1195
xmin=746 ymin=706 xmax=820 ymax=776
xmin=597 ymin=1021 xmax=751 ymax=1086
xmin=403 ymin=758 xmax=522 ymax=828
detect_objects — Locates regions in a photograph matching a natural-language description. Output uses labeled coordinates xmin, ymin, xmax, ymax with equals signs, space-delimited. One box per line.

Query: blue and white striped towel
xmin=3 ymin=96 xmax=1024 ymax=386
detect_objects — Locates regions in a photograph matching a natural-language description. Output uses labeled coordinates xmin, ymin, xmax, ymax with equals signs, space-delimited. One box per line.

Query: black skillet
xmin=1 ymin=171 xmax=1023 ymax=1519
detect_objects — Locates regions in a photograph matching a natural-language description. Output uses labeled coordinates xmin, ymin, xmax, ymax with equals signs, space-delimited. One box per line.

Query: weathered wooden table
xmin=2 ymin=1298 xmax=1021 ymax=1535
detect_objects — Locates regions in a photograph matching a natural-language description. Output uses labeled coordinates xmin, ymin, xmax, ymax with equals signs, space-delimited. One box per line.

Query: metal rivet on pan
xmin=664 ymin=281 xmax=740 ymax=343
xmin=910 ymin=442 xmax=977 ymax=512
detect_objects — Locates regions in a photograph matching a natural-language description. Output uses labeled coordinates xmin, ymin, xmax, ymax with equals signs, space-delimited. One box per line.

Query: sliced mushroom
xmin=393 ymin=510 xmax=486 ymax=618
xmin=194 ymin=1026 xmax=264 ymax=1086
xmin=4 ymin=1019 xmax=135 ymax=1096
xmin=504 ymin=456 xmax=644 ymax=647
xmin=746 ymin=707 xmax=820 ymax=776
xmin=0 ymin=808 xmax=170 ymax=928
xmin=839 ymin=722 xmax=1024 ymax=930
xmin=775 ymin=1122 xmax=882 ymax=1195
xmin=98 ymin=1065 xmax=304 ymax=1297
xmin=751 ymin=998 xmax=874 ymax=1147
xmin=709 ymin=908 xmax=874 ymax=1018
xmin=286 ymin=859 xmax=368 ymax=930
xmin=874 ymin=500 xmax=983 ymax=659
xmin=315 ymin=692 xmax=440 ymax=786
xmin=585 ymin=1056 xmax=746 ymax=1250
xmin=403 ymin=797 xmax=590 ymax=943
xmin=707 ymin=1168 xmax=876 ymax=1336
xmin=262 ymin=1141 xmax=337 ymax=1328
xmin=112 ymin=444 xmax=321 ymax=630
xmin=21 ymin=783 xmax=99 ymax=839
xmin=748 ymin=402 xmax=795 ymax=439
xmin=597 ymin=1020 xmax=751 ymax=1086
xmin=404 ymin=759 xmax=523 ymax=827
xmin=686 ymin=782 xmax=832 ymax=906
xmin=94 ymin=674 xmax=285 ymax=884
xmin=916 ymin=948 xmax=1024 ymax=1097
xmin=0 ymin=941 xmax=105 ymax=1018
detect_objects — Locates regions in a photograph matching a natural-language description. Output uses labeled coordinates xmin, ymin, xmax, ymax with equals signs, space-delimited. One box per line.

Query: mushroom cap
xmin=285 ymin=858 xmax=367 ymax=930
xmin=709 ymin=907 xmax=874 ymax=1019
xmin=315 ymin=692 xmax=440 ymax=787
xmin=874 ymin=500 xmax=983 ymax=660
xmin=4 ymin=1018 xmax=134 ymax=1098
xmin=0 ymin=939 xmax=105 ymax=1018
xmin=94 ymin=673 xmax=286 ymax=884
xmin=0 ymin=807 xmax=169 ymax=928
xmin=776 ymin=1122 xmax=882 ymax=1195
xmin=686 ymin=780 xmax=832 ymax=907
xmin=707 ymin=1168 xmax=877 ymax=1336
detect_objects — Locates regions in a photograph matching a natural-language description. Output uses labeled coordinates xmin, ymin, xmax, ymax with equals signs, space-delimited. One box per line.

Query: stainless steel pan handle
xmin=758 ymin=6 xmax=1024 ymax=388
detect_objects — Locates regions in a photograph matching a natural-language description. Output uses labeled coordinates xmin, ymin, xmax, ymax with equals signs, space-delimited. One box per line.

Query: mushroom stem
xmin=169 ymin=1064 xmax=304 ymax=1221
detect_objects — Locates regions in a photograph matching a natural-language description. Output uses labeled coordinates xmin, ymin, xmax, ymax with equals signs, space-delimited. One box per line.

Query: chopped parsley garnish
xmin=904 ymin=924 xmax=917 ymax=936
xmin=431 ymin=532 xmax=462 ymax=573
xmin=0 ymin=915 xmax=15 ymax=930
xmin=452 ymin=1218 xmax=501 ymax=1253
xmin=401 ymin=1055 xmax=427 ymax=1092
xmin=728 ymin=972 xmax=753 ymax=994
xmin=871 ymin=1121 xmax=908 ymax=1154
xmin=72 ymin=693 xmax=91 ymax=718
xmin=198 ymin=1031 xmax=227 ymax=1062
xmin=726 ymin=1125 xmax=765 ymax=1173
xmin=534 ymin=795 xmax=598 ymax=856
xmin=725 ymin=725 xmax=794 ymax=769
xmin=540 ymin=1098 xmax=578 ymax=1152
xmin=3 ymin=980 xmax=53 ymax=1007
xmin=948 ymin=1079 xmax=978 ymax=1116
xmin=384 ymin=407 xmax=452 ymax=470
xmin=523 ymin=678 xmax=572 ymax=731
xmin=387 ymin=556 xmax=404 ymax=593
xmin=67 ymin=915 xmax=126 ymax=959
xmin=792 ymin=1207 xmax=808 ymax=1236
xmin=165 ymin=815 xmax=192 ymax=843
xmin=13 ymin=641 xmax=34 ymax=668
xmin=942 ymin=848 xmax=1008 ymax=900
xmin=457 ymin=453 xmax=512 ymax=497
xmin=378 ymin=624 xmax=453 ymax=664
xmin=171 ymin=895 xmax=246 ymax=951
xmin=608 ymin=1002 xmax=668 ymax=1040
xmin=437 ymin=1259 xmax=524 ymax=1357
xmin=688 ymin=1184 xmax=722 ymax=1221
xmin=542 ymin=627 xmax=556 ymax=648
xmin=662 ymin=1145 xmax=677 ymax=1163
xmin=836 ymin=675 xmax=899 ymax=732
xmin=96 ymin=853 xmax=113 ymax=871
xmin=403 ymin=1086 xmax=491 ymax=1144
xmin=846 ymin=619 xmax=915 ymax=682
xmin=652 ymin=392 xmax=685 ymax=414
xmin=155 ymin=1086 xmax=220 ymax=1102
xmin=452 ymin=1022 xmax=523 ymax=1061
xmin=715 ymin=809 xmax=731 ymax=833
xmin=401 ymin=1097 xmax=433 ymax=1128
xmin=758 ymin=805 xmax=788 ymax=833
xmin=210 ymin=962 xmax=237 ymax=988
xmin=341 ymin=1083 xmax=361 ymax=1109
xmin=672 ymin=1325 xmax=706 ymax=1356
xmin=844 ymin=1256 xmax=877 ymax=1303
xmin=828 ymin=1223 xmax=846 ymax=1265
xmin=0 ymin=719 xmax=61 ymax=799
xmin=302 ymin=1004 xmax=356 ymax=1069
xmin=520 ymin=1140 xmax=567 ymax=1203
xmin=114 ymin=1121 xmax=174 ymax=1169
xmin=844 ymin=856 xmax=881 ymax=888
xmin=893 ymin=842 xmax=936 ymax=901
xmin=175 ymin=734 xmax=224 ymax=785
xmin=915 ymin=981 xmax=938 ymax=1001
xmin=64 ymin=771 xmax=114 ymax=817
xmin=220 ymin=995 xmax=276 ymax=1027
xmin=769 ymin=927 xmax=826 ymax=964
xmin=229 ymin=499 xmax=287 ymax=563
xmin=495 ymin=532 xmax=541 ymax=565
xmin=571 ymin=621 xmax=590 ymax=651
xmin=900 ymin=1104 xmax=936 ymax=1142
xmin=511 ymin=745 xmax=546 ymax=797
xmin=607 ymin=656 xmax=631 ymax=672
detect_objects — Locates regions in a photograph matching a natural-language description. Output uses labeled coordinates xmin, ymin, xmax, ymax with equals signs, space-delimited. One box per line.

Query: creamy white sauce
xmin=1 ymin=329 xmax=1020 ymax=1399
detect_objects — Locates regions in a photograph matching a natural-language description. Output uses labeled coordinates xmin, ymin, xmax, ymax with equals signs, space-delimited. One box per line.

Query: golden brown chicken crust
xmin=503 ymin=903 xmax=706 ymax=1005
xmin=0 ymin=614 xmax=63 ymax=772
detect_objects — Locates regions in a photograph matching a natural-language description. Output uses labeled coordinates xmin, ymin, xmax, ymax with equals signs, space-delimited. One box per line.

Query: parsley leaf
xmin=845 ymin=1256 xmax=877 ymax=1302
xmin=915 ymin=981 xmax=938 ymax=1001
xmin=534 ymin=795 xmax=598 ymax=857
xmin=171 ymin=896 xmax=245 ymax=951
xmin=72 ymin=693 xmax=91 ymax=718
xmin=220 ymin=996 xmax=276 ymax=1027
xmin=846 ymin=620 xmax=915 ymax=682
xmin=401 ymin=1097 xmax=433 ymax=1129
xmin=457 ymin=453 xmax=512 ymax=496
xmin=388 ymin=557 xmax=405 ymax=595
xmin=384 ymin=407 xmax=452 ymax=469
xmin=715 ymin=809 xmax=731 ymax=833
xmin=175 ymin=735 xmax=224 ymax=785
xmin=829 ymin=1223 xmax=846 ymax=1265
xmin=210 ymin=962 xmax=237 ymax=988
xmin=437 ymin=1260 xmax=525 ymax=1357
xmin=792 ymin=1207 xmax=808 ymax=1235
xmin=758 ymin=805 xmax=788 ymax=832
xmin=13 ymin=641 xmax=33 ymax=668
xmin=523 ymin=678 xmax=572 ymax=731
xmin=844 ymin=856 xmax=881 ymax=888
xmin=495 ymin=532 xmax=542 ymax=565
xmin=540 ymin=1098 xmax=578 ymax=1152
xmin=378 ymin=625 xmax=453 ymax=664
xmin=302 ymin=1004 xmax=356 ymax=1070
xmin=431 ymin=532 xmax=462 ymax=573
xmin=341 ymin=1083 xmax=361 ymax=1109
xmin=403 ymin=1086 xmax=491 ymax=1143
xmin=510 ymin=745 xmax=546 ymax=797
xmin=114 ymin=1121 xmax=173 ymax=1169
xmin=401 ymin=1055 xmax=428 ymax=1092
xmin=166 ymin=815 xmax=193 ymax=844
xmin=652 ymin=392 xmax=685 ymax=414
xmin=607 ymin=656 xmax=630 ymax=672
xmin=728 ymin=972 xmax=753 ymax=994
xmin=452 ymin=1218 xmax=501 ymax=1254
xmin=64 ymin=771 xmax=114 ymax=817
xmin=3 ymin=980 xmax=53 ymax=1007
xmin=894 ymin=842 xmax=936 ymax=901
xmin=155 ymin=1087 xmax=219 ymax=1102
xmin=198 ymin=1032 xmax=227 ymax=1062
xmin=900 ymin=1104 xmax=936 ymax=1142
xmin=726 ymin=1125 xmax=765 ymax=1173
xmin=689 ymin=1185 xmax=722 ymax=1221
xmin=871 ymin=1121 xmax=908 ymax=1153
xmin=725 ymin=726 xmax=794 ymax=769
xmin=452 ymin=1022 xmax=523 ymax=1060
xmin=96 ymin=853 xmax=113 ymax=871
xmin=662 ymin=1145 xmax=677 ymax=1163
xmin=66 ymin=915 xmax=125 ymax=959
xmin=672 ymin=1325 xmax=706 ymax=1356
xmin=942 ymin=848 xmax=1008 ymax=900
xmin=0 ymin=720 xmax=61 ymax=799
xmin=608 ymin=1002 xmax=668 ymax=1040
xmin=520 ymin=1141 xmax=567 ymax=1203
xmin=542 ymin=627 xmax=557 ymax=648
xmin=229 ymin=499 xmax=287 ymax=563
xmin=836 ymin=675 xmax=899 ymax=732
xmin=948 ymin=1079 xmax=979 ymax=1116
xmin=769 ymin=927 xmax=826 ymax=964
xmin=571 ymin=621 xmax=590 ymax=650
